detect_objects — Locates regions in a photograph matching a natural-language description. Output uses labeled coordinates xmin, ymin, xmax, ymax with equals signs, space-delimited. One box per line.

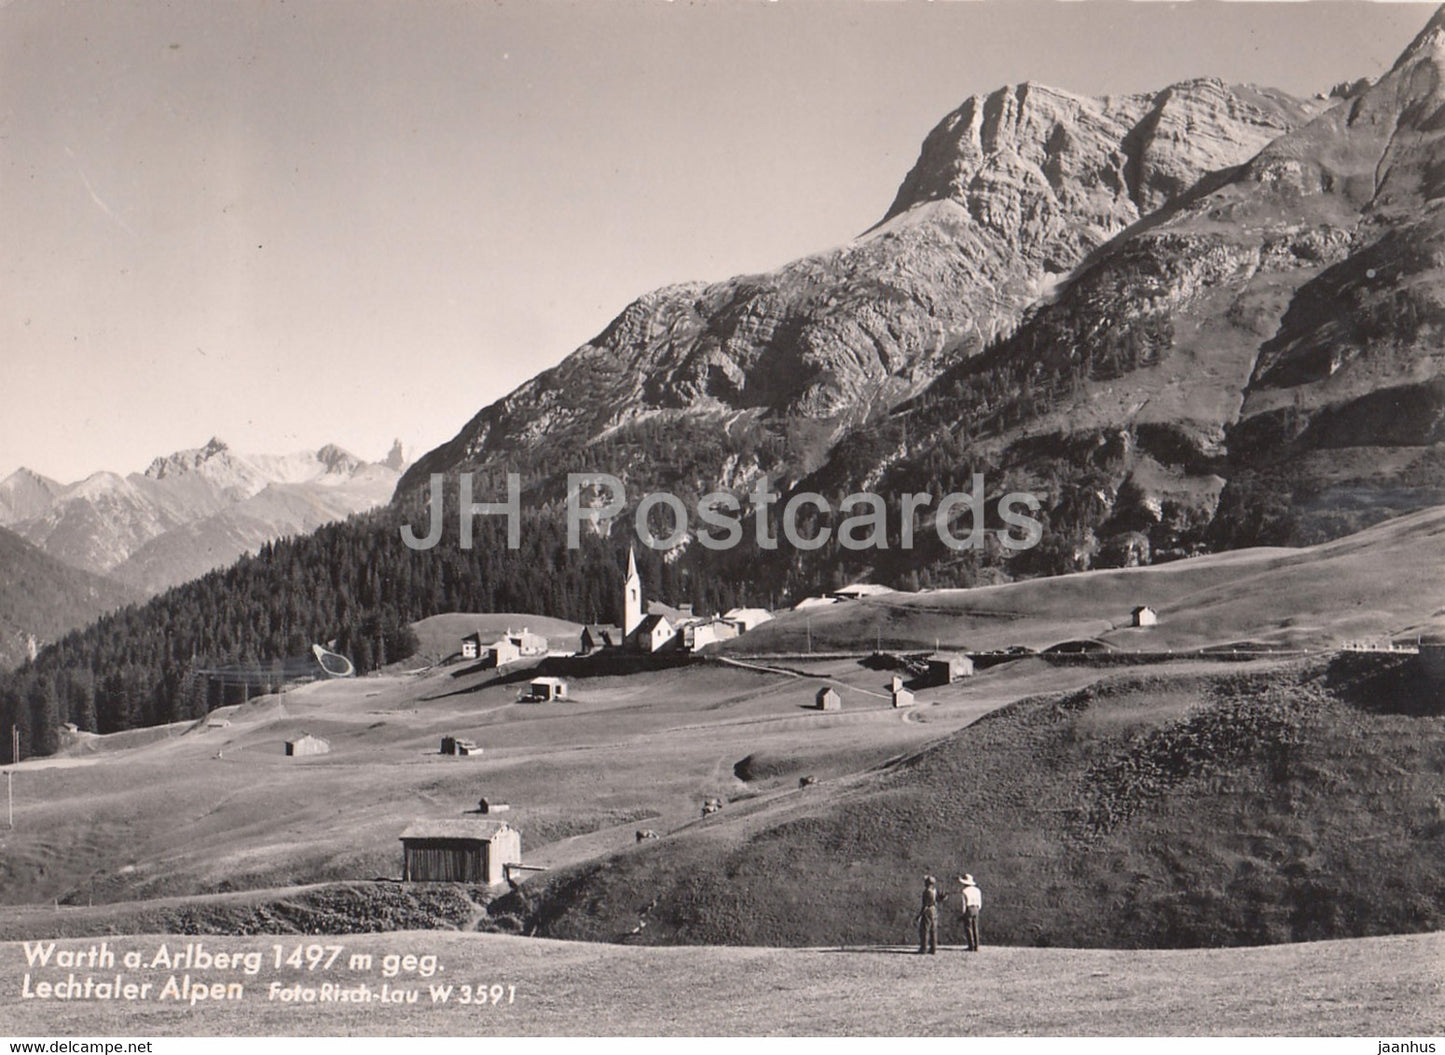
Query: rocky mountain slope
xmin=1 ymin=438 xmax=405 ymax=594
xmin=799 ymin=6 xmax=1445 ymax=579
xmin=399 ymin=79 xmax=1319 ymax=504
xmin=0 ymin=526 xmax=139 ymax=671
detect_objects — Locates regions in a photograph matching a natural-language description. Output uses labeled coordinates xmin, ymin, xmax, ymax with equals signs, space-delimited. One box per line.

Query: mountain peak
xmin=3 ymin=467 xmax=58 ymax=487
xmin=1392 ymin=2 xmax=1445 ymax=72
xmin=382 ymin=439 xmax=407 ymax=472
xmin=879 ymin=77 xmax=1315 ymax=231
xmin=144 ymin=437 xmax=233 ymax=480
xmin=315 ymin=443 xmax=363 ymax=474
xmin=0 ymin=467 xmax=64 ymax=526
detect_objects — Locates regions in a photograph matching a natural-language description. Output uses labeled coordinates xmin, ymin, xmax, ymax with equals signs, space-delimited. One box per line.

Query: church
xmin=604 ymin=547 xmax=748 ymax=654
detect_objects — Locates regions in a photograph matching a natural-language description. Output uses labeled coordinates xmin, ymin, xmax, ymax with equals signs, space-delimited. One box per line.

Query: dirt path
xmin=715 ymin=656 xmax=891 ymax=699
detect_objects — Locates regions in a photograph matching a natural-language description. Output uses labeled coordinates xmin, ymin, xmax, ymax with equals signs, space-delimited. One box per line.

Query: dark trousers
xmin=918 ymin=912 xmax=937 ymax=953
xmin=963 ymin=907 xmax=980 ymax=951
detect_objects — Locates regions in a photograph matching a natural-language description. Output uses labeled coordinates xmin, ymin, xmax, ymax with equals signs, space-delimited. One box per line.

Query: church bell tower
xmin=623 ymin=546 xmax=643 ymax=637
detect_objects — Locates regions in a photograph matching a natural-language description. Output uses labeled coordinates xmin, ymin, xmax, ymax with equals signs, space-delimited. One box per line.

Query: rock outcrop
xmin=399 ymin=80 xmax=1318 ymax=502
xmin=814 ymin=4 xmax=1445 ymax=567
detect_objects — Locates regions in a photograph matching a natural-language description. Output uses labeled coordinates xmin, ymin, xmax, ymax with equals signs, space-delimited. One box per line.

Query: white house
xmin=889 ymin=675 xmax=915 ymax=709
xmin=833 ymin=583 xmax=892 ymax=601
xmin=630 ymin=613 xmax=677 ymax=653
xmin=683 ymin=618 xmax=739 ymax=652
xmin=724 ymin=607 xmax=773 ymax=633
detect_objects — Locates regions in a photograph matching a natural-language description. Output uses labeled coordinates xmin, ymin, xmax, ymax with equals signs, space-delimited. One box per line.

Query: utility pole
xmin=6 ymin=725 xmax=15 ymax=829
xmin=806 ymin=617 xmax=812 ymax=655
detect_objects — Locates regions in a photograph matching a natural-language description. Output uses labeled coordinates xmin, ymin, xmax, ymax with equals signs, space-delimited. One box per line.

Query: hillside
xmin=2 ymin=511 xmax=1440 ymax=939
xmin=728 ymin=504 xmax=1445 ymax=654
xmin=512 ymin=655 xmax=1445 ymax=950
xmin=409 ymin=613 xmax=586 ymax=662
xmin=0 ymin=526 xmax=138 ymax=671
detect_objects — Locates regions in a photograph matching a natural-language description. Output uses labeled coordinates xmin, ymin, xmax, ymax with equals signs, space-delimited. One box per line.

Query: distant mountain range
xmin=0 ymin=437 xmax=406 ymax=600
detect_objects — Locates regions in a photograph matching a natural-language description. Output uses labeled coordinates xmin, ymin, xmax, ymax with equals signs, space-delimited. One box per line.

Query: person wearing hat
xmin=915 ymin=875 xmax=940 ymax=954
xmin=957 ymin=874 xmax=982 ymax=951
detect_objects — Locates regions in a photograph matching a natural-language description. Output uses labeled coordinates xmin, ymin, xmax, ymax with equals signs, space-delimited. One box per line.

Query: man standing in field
xmin=957 ymin=874 xmax=982 ymax=951
xmin=916 ymin=875 xmax=940 ymax=954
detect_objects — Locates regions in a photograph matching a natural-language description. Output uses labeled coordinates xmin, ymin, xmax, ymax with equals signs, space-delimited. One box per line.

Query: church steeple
xmin=623 ymin=546 xmax=643 ymax=636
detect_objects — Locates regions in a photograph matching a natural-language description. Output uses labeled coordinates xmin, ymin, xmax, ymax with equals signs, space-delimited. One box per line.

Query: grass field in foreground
xmin=3 ymin=930 xmax=1442 ymax=1036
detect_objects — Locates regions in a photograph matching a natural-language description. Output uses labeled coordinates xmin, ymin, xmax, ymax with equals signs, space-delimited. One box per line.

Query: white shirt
xmin=961 ymin=884 xmax=982 ymax=910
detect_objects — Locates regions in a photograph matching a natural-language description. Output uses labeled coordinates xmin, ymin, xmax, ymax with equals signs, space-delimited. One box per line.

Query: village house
xmin=440 ymin=736 xmax=480 ymax=756
xmin=815 ymin=687 xmax=841 ymax=711
xmin=832 ymin=583 xmax=892 ymax=601
xmin=889 ymin=675 xmax=915 ymax=709
xmin=507 ymin=628 xmax=549 ymax=656
xmin=630 ymin=613 xmax=677 ymax=653
xmin=399 ymin=819 xmax=520 ymax=885
xmin=683 ymin=617 xmax=739 ymax=652
xmin=926 ymin=652 xmax=974 ymax=685
xmin=648 ymin=600 xmax=694 ymax=622
xmin=480 ymin=635 xmax=521 ymax=668
xmin=724 ymin=607 xmax=773 ymax=633
xmin=1131 ymin=606 xmax=1159 ymax=628
xmin=460 ymin=632 xmax=484 ymax=660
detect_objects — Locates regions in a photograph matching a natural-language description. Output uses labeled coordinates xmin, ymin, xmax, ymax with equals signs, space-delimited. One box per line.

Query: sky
xmin=0 ymin=0 xmax=1433 ymax=483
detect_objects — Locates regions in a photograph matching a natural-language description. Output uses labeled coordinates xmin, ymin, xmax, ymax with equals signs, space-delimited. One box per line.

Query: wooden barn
xmin=440 ymin=736 xmax=480 ymax=756
xmin=581 ymin=624 xmax=623 ymax=652
xmin=1130 ymin=606 xmax=1159 ymax=628
xmin=926 ymin=652 xmax=974 ymax=685
xmin=525 ymin=676 xmax=568 ymax=701
xmin=400 ymin=819 xmax=521 ymax=885
xmin=815 ymin=687 xmax=841 ymax=711
xmin=284 ymin=734 xmax=330 ymax=757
